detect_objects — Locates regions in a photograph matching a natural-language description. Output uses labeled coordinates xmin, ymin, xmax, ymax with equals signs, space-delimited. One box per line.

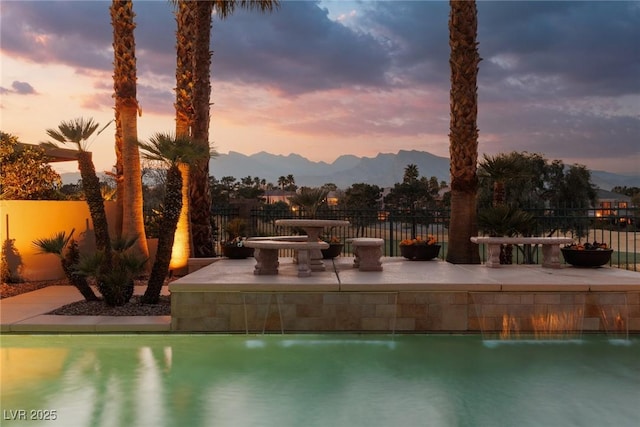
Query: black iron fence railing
xmin=208 ymin=206 xmax=638 ymax=271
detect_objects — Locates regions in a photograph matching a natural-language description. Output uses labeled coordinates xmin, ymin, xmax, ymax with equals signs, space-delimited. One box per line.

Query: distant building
xmin=326 ymin=191 xmax=339 ymax=207
xmin=595 ymin=189 xmax=633 ymax=226
xmin=263 ymin=189 xmax=297 ymax=205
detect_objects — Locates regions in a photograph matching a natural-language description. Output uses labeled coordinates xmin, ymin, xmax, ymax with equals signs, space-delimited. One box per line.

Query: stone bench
xmin=243 ymin=240 xmax=329 ymax=277
xmin=347 ymin=238 xmax=384 ymax=271
xmin=247 ymin=235 xmax=308 ymax=242
xmin=470 ymin=236 xmax=573 ymax=268
xmin=247 ymin=236 xmax=309 ymax=263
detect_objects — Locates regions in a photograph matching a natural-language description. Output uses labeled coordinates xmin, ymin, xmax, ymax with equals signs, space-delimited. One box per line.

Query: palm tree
xmin=76 ymin=235 xmax=147 ymax=306
xmin=173 ymin=1 xmax=198 ymax=266
xmin=173 ymin=0 xmax=279 ymax=259
xmin=45 ymin=118 xmax=111 ymax=255
xmin=189 ymin=1 xmax=216 ymax=258
xmin=110 ymin=0 xmax=149 ymax=259
xmin=32 ymin=230 xmax=99 ymax=301
xmin=285 ymin=174 xmax=296 ymax=190
xmin=446 ymin=0 xmax=481 ymax=264
xmin=278 ymin=176 xmax=287 ymax=191
xmin=479 ymin=153 xmax=534 ymax=264
xmin=479 ymin=153 xmax=526 ymax=207
xmin=138 ymin=132 xmax=214 ymax=304
xmin=403 ymin=164 xmax=419 ymax=183
xmin=288 ymin=187 xmax=329 ymax=218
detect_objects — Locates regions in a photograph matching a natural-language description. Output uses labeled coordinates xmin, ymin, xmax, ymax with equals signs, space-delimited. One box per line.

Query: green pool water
xmin=1 ymin=335 xmax=638 ymax=427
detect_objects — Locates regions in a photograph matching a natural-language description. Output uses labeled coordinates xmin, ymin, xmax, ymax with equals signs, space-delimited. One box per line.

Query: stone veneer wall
xmin=171 ymin=291 xmax=640 ymax=334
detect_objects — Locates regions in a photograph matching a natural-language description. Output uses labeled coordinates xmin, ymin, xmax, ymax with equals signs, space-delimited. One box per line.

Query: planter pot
xmin=400 ymin=244 xmax=441 ymax=261
xmin=222 ymin=245 xmax=255 ymax=259
xmin=321 ymin=243 xmax=344 ymax=259
xmin=561 ymin=248 xmax=613 ymax=267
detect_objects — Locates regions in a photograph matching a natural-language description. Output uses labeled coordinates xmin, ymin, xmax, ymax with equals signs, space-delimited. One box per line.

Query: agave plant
xmin=76 ymin=235 xmax=147 ymax=306
xmin=32 ymin=230 xmax=99 ymax=301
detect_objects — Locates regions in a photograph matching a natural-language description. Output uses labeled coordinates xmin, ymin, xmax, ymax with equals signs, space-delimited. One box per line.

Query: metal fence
xmin=211 ymin=206 xmax=639 ymax=271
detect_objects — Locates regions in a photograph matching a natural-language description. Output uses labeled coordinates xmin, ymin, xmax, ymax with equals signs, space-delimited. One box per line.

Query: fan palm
xmin=288 ymin=187 xmax=329 ymax=218
xmin=479 ymin=153 xmax=529 ymax=206
xmin=138 ymin=132 xmax=214 ymax=304
xmin=45 ymin=118 xmax=111 ymax=255
xmin=76 ymin=235 xmax=147 ymax=306
xmin=32 ymin=229 xmax=99 ymax=301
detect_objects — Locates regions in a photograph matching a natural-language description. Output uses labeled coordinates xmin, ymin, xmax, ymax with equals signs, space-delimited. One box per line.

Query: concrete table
xmin=275 ymin=219 xmax=350 ymax=271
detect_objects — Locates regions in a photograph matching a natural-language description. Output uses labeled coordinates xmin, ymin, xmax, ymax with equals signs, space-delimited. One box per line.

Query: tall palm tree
xmin=189 ymin=1 xmax=216 ymax=257
xmin=111 ymin=0 xmax=149 ymax=260
xmin=173 ymin=1 xmax=198 ymax=267
xmin=173 ymin=0 xmax=279 ymax=259
xmin=446 ymin=0 xmax=481 ymax=264
xmin=45 ymin=118 xmax=111 ymax=256
xmin=138 ymin=132 xmax=214 ymax=304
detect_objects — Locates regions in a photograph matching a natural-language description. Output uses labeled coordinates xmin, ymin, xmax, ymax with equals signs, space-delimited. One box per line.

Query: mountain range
xmin=209 ymin=150 xmax=452 ymax=189
xmin=61 ymin=149 xmax=639 ymax=191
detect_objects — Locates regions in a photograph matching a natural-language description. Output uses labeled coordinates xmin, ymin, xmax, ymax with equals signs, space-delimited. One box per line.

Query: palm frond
xmin=214 ymin=0 xmax=280 ymax=19
xmin=45 ymin=117 xmax=100 ymax=151
xmin=76 ymin=252 xmax=105 ymax=277
xmin=32 ymin=229 xmax=75 ymax=256
xmin=139 ymin=132 xmax=213 ymax=166
xmin=111 ymin=235 xmax=140 ymax=252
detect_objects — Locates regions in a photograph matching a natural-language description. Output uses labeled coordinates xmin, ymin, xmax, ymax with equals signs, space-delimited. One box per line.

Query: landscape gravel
xmin=1 ymin=279 xmax=170 ymax=316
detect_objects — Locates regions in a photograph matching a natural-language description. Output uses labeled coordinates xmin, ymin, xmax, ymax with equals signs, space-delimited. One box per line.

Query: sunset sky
xmin=1 ymin=0 xmax=639 ymax=177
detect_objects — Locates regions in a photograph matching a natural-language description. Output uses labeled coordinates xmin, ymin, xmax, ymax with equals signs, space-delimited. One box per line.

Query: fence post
xmin=388 ymin=213 xmax=394 ymax=257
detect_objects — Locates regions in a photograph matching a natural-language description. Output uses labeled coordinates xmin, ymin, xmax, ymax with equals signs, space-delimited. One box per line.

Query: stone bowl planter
xmin=222 ymin=245 xmax=255 ymax=259
xmin=321 ymin=243 xmax=344 ymax=259
xmin=400 ymin=244 xmax=441 ymax=261
xmin=561 ymin=248 xmax=613 ymax=267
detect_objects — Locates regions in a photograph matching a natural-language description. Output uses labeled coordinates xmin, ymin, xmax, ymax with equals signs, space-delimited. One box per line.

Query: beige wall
xmin=1 ymin=200 xmax=119 ymax=281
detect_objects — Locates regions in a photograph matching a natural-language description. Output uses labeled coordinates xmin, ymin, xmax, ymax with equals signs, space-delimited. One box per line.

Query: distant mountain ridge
xmin=209 ymin=150 xmax=451 ymax=188
xmin=60 ymin=150 xmax=639 ymax=190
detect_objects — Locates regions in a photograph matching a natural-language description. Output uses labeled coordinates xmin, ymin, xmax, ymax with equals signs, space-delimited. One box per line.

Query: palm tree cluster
xmin=33 ymin=1 xmax=279 ymax=306
xmin=29 ymin=0 xmax=490 ymax=306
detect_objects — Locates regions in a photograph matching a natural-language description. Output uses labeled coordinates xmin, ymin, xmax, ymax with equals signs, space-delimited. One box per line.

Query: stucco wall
xmin=0 ymin=200 xmax=118 ymax=281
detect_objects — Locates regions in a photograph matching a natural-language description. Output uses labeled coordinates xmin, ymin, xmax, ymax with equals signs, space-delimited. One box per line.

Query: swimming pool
xmin=1 ymin=335 xmax=638 ymax=427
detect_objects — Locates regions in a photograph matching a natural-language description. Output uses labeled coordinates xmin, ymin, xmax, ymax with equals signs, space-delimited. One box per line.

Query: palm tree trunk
xmin=447 ymin=191 xmax=480 ymax=263
xmin=77 ymin=151 xmax=111 ymax=256
xmin=142 ymin=165 xmax=182 ymax=304
xmin=175 ymin=0 xmax=195 ymax=138
xmin=446 ymin=0 xmax=481 ymax=264
xmin=189 ymin=0 xmax=215 ymax=258
xmin=113 ymin=108 xmax=124 ymax=238
xmin=111 ymin=0 xmax=149 ymax=260
xmin=120 ymin=99 xmax=149 ymax=258
xmin=171 ymin=1 xmax=197 ymax=271
xmin=63 ymin=239 xmax=99 ymax=301
xmin=171 ymin=162 xmax=192 ymax=270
